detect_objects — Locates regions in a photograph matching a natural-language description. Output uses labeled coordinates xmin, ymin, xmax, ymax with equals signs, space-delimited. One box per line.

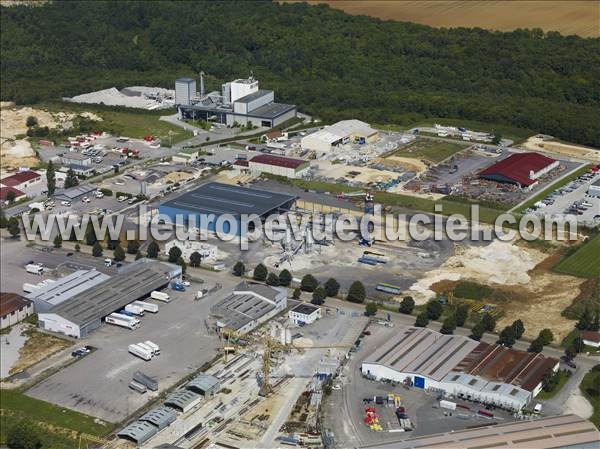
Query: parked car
xmin=66 ymin=252 xmax=74 ymax=257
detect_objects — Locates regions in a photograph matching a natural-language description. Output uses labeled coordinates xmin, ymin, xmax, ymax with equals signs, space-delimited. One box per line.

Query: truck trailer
xmin=128 ymin=343 xmax=152 ymax=361
xmin=25 ymin=264 xmax=43 ymax=275
xmin=143 ymin=340 xmax=160 ymax=356
xmin=132 ymin=300 xmax=159 ymax=313
xmin=124 ymin=304 xmax=145 ymax=317
xmin=150 ymin=290 xmax=171 ymax=302
xmin=129 ymin=380 xmax=147 ymax=393
xmin=105 ymin=313 xmax=140 ymax=330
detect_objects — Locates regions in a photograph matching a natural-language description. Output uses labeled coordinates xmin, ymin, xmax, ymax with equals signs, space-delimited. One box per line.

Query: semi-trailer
xmin=144 ymin=340 xmax=160 ymax=356
xmin=133 ymin=371 xmax=158 ymax=391
xmin=124 ymin=304 xmax=145 ymax=317
xmin=132 ymin=300 xmax=159 ymax=313
xmin=105 ymin=313 xmax=140 ymax=330
xmin=26 ymin=264 xmax=44 ymax=275
xmin=129 ymin=380 xmax=147 ymax=393
xmin=150 ymin=291 xmax=171 ymax=302
xmin=129 ymin=343 xmax=152 ymax=361
xmin=440 ymin=400 xmax=457 ymax=411
xmin=136 ymin=342 xmax=155 ymax=357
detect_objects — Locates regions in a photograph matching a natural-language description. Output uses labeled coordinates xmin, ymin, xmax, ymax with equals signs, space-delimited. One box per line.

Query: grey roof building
xmin=26 ymin=269 xmax=110 ymax=313
xmin=53 ymin=183 xmax=97 ymax=201
xmin=139 ymin=407 xmax=177 ymax=431
xmin=38 ymin=260 xmax=181 ymax=338
xmin=211 ymin=281 xmax=287 ymax=334
xmin=164 ymin=389 xmax=202 ymax=413
xmin=117 ymin=420 xmax=158 ymax=445
xmin=187 ymin=374 xmax=221 ymax=396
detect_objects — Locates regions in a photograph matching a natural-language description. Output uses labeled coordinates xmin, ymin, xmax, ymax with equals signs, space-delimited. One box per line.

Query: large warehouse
xmin=158 ymin=182 xmax=296 ymax=237
xmin=361 ymin=327 xmax=558 ymax=411
xmin=176 ymin=75 xmax=297 ymax=128
xmin=211 ymin=281 xmax=287 ymax=334
xmin=248 ymin=154 xmax=310 ymax=179
xmin=478 ymin=152 xmax=559 ymax=188
xmin=301 ymin=120 xmax=379 ymax=154
xmin=38 ymin=260 xmax=181 ymax=338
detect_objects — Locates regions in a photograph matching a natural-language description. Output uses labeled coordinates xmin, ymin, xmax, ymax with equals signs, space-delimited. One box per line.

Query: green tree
xmin=46 ymin=160 xmax=56 ymax=195
xmin=53 ymin=233 xmax=62 ymax=248
xmin=592 ymin=309 xmax=600 ymax=332
xmin=106 ymin=238 xmax=119 ymax=250
xmin=113 ymin=243 xmax=125 ymax=262
xmin=168 ymin=246 xmax=182 ymax=263
xmin=470 ymin=322 xmax=485 ymax=341
xmin=399 ymin=296 xmax=415 ymax=314
xmin=492 ymin=133 xmax=502 ymax=145
xmin=266 ymin=272 xmax=280 ymax=286
xmin=253 ymin=263 xmax=268 ymax=281
xmin=440 ymin=314 xmax=457 ymax=334
xmin=7 ymin=422 xmax=42 ymax=449
xmin=498 ymin=326 xmax=516 ymax=347
xmin=312 ymin=287 xmax=327 ymax=305
xmin=0 ymin=210 xmax=7 ymax=228
xmin=529 ymin=338 xmax=544 ymax=353
xmin=147 ymin=240 xmax=159 ymax=258
xmin=189 ymin=251 xmax=202 ymax=267
xmin=292 ymin=288 xmax=302 ymax=299
xmin=511 ymin=319 xmax=525 ymax=340
xmin=455 ymin=304 xmax=469 ymax=326
xmin=324 ymin=278 xmax=340 ymax=297
xmin=232 ymin=261 xmax=245 ymax=276
xmin=577 ymin=307 xmax=593 ymax=331
xmin=347 ymin=281 xmax=366 ymax=303
xmin=126 ymin=239 xmax=140 ymax=254
xmin=74 ymin=243 xmax=80 ymax=252
xmin=64 ymin=168 xmax=79 ymax=188
xmin=415 ymin=312 xmax=429 ymax=327
xmin=84 ymin=221 xmax=96 ymax=245
xmin=176 ymin=256 xmax=187 ymax=274
xmin=92 ymin=241 xmax=103 ymax=257
xmin=278 ymin=269 xmax=292 ymax=286
xmin=6 ymin=190 xmax=16 ymax=204
xmin=426 ymin=300 xmax=443 ymax=320
xmin=537 ymin=328 xmax=554 ymax=346
xmin=7 ymin=217 xmax=20 ymax=238
xmin=135 ymin=251 xmax=143 ymax=260
xmin=301 ymin=274 xmax=318 ymax=292
xmin=25 ymin=115 xmax=38 ymax=128
xmin=365 ymin=302 xmax=378 ymax=316
xmin=481 ymin=313 xmax=496 ymax=332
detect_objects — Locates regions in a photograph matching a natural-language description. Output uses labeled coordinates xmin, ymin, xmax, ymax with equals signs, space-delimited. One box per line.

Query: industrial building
xmin=186 ymin=373 xmax=221 ymax=396
xmin=288 ymin=303 xmax=321 ymax=325
xmin=360 ymin=414 xmax=600 ymax=449
xmin=52 ymin=184 xmax=97 ymax=202
xmin=159 ymin=182 xmax=296 ymax=237
xmin=582 ymin=330 xmax=600 ymax=348
xmin=361 ymin=327 xmax=558 ymax=410
xmin=165 ymin=389 xmax=202 ymax=413
xmin=38 ymin=260 xmax=180 ymax=338
xmin=588 ymin=177 xmax=600 ymax=197
xmin=26 ymin=269 xmax=110 ymax=313
xmin=117 ymin=421 xmax=158 ymax=445
xmin=478 ymin=152 xmax=559 ymax=189
xmin=0 ymin=292 xmax=34 ymax=330
xmin=164 ymin=240 xmax=217 ymax=262
xmin=211 ymin=281 xmax=287 ymax=334
xmin=301 ymin=120 xmax=379 ymax=154
xmin=0 ymin=170 xmax=41 ymax=191
xmin=247 ymin=154 xmax=310 ymax=179
xmin=0 ymin=186 xmax=26 ymax=204
xmin=176 ymin=75 xmax=296 ymax=128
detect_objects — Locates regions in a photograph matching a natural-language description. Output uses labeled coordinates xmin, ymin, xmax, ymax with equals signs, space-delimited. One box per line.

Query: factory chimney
xmin=199 ymin=71 xmax=205 ymax=98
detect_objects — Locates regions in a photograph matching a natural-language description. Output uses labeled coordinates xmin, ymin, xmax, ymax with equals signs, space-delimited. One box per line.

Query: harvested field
xmin=302 ymin=1 xmax=600 ymax=37
xmin=8 ymin=326 xmax=72 ymax=376
xmin=408 ymin=240 xmax=584 ymax=340
xmin=389 ymin=138 xmax=468 ymax=164
xmin=373 ymin=156 xmax=427 ymax=174
xmin=521 ymin=136 xmax=600 ymax=163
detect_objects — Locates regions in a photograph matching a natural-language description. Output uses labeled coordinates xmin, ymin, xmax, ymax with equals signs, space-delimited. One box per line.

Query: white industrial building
xmin=588 ymin=178 xmax=600 ymax=197
xmin=176 ymin=75 xmax=296 ymax=128
xmin=301 ymin=120 xmax=379 ymax=155
xmin=361 ymin=327 xmax=558 ymax=411
xmin=0 ymin=293 xmax=34 ymax=330
xmin=164 ymin=239 xmax=218 ymax=262
xmin=288 ymin=303 xmax=321 ymax=325
xmin=211 ymin=281 xmax=287 ymax=334
xmin=247 ymin=154 xmax=310 ymax=179
xmin=582 ymin=330 xmax=600 ymax=348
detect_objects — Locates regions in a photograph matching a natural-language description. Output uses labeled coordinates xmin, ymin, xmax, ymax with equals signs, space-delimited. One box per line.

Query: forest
xmin=1 ymin=1 xmax=599 ymax=146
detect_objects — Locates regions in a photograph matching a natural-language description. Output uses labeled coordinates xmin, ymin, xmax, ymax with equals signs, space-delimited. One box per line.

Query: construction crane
xmin=219 ymin=328 xmax=239 ymax=363
xmin=336 ymin=190 xmax=374 ymax=214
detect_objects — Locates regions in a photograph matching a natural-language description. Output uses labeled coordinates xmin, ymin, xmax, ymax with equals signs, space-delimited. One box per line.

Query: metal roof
xmin=0 ymin=170 xmax=40 ymax=186
xmin=250 ymin=154 xmax=308 ymax=170
xmin=26 ymin=269 xmax=110 ymax=307
xmin=359 ymin=414 xmax=600 ymax=449
xmin=479 ymin=152 xmax=557 ymax=186
xmin=52 ymin=183 xmax=96 ymax=200
xmin=0 ymin=292 xmax=32 ymax=318
xmin=290 ymin=303 xmax=320 ymax=316
xmin=160 ymin=182 xmax=296 ymax=218
xmin=247 ymin=102 xmax=295 ymax=119
xmin=164 ymin=389 xmax=201 ymax=410
xmin=187 ymin=374 xmax=220 ymax=394
xmin=234 ymin=89 xmax=273 ymax=104
xmin=139 ymin=406 xmax=177 ymax=430
xmin=45 ymin=260 xmax=175 ymax=327
xmin=176 ymin=77 xmax=195 ymax=83
xmin=117 ymin=421 xmax=158 ymax=444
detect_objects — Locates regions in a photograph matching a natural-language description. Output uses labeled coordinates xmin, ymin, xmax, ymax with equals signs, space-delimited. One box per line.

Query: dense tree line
xmin=1 ymin=1 xmax=599 ymax=146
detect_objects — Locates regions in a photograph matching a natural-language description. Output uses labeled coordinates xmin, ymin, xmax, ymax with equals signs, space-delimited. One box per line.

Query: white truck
xmin=143 ymin=340 xmax=160 ymax=356
xmin=128 ymin=343 xmax=152 ymax=361
xmin=23 ymin=282 xmax=41 ymax=293
xmin=132 ymin=300 xmax=159 ymax=313
xmin=129 ymin=380 xmax=147 ymax=393
xmin=105 ymin=313 xmax=140 ymax=330
xmin=440 ymin=400 xmax=457 ymax=411
xmin=124 ymin=304 xmax=145 ymax=317
xmin=25 ymin=264 xmax=43 ymax=275
xmin=150 ymin=290 xmax=170 ymax=302
xmin=136 ymin=342 xmax=155 ymax=357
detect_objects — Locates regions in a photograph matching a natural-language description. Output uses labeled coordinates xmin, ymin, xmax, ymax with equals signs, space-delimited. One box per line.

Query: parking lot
xmin=322 ymin=322 xmax=517 ymax=448
xmin=25 ymin=273 xmax=236 ymax=422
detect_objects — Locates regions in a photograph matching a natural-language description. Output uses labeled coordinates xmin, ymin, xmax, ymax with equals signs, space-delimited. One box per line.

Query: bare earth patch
xmin=8 ymin=326 xmax=72 ymax=376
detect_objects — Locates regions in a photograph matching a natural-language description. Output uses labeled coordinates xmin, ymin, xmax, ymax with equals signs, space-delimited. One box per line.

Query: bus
xmin=376 ymin=283 xmax=403 ymax=295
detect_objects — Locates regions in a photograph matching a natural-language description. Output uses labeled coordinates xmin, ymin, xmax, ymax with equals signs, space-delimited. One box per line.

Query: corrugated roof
xmin=26 ymin=269 xmax=110 ymax=306
xmin=139 ymin=406 xmax=177 ymax=429
xmin=187 ymin=374 xmax=220 ymax=394
xmin=250 ymin=154 xmax=308 ymax=169
xmin=0 ymin=292 xmax=32 ymax=317
xmin=0 ymin=186 xmax=26 ymax=201
xmin=117 ymin=421 xmax=157 ymax=444
xmin=479 ymin=152 xmax=557 ymax=186
xmin=1 ymin=170 xmax=40 ymax=186
xmin=582 ymin=330 xmax=600 ymax=343
xmin=164 ymin=389 xmax=201 ymax=409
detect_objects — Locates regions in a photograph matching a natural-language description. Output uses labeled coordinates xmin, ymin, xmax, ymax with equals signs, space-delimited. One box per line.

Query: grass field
xmin=580 ymin=366 xmax=600 ymax=429
xmin=0 ymin=389 xmax=112 ymax=447
xmin=389 ymin=138 xmax=468 ymax=163
xmin=535 ymin=371 xmax=571 ymax=400
xmin=554 ymin=234 xmax=600 ymax=278
xmin=305 ymin=1 xmax=600 ymax=37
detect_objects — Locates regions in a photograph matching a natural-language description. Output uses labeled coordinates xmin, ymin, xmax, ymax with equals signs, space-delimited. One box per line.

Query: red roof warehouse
xmin=250 ymin=154 xmax=308 ymax=169
xmin=478 ymin=152 xmax=558 ymax=188
xmin=0 ymin=170 xmax=40 ymax=188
